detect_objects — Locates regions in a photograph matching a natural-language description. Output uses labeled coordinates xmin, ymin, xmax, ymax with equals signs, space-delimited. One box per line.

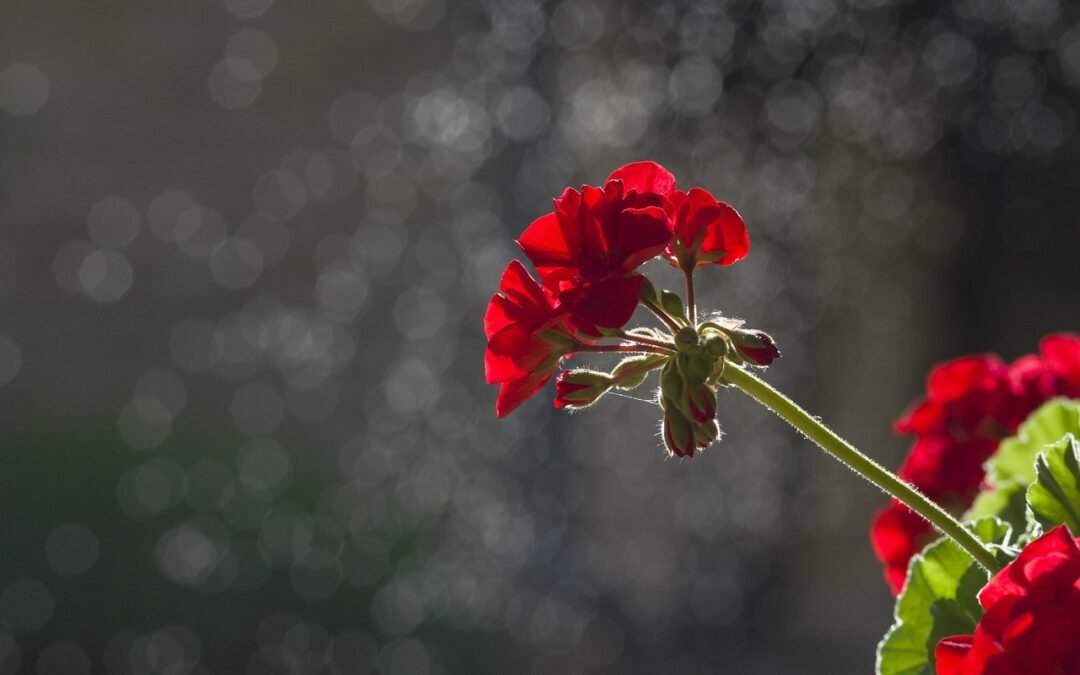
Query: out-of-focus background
xmin=2 ymin=0 xmax=1080 ymax=673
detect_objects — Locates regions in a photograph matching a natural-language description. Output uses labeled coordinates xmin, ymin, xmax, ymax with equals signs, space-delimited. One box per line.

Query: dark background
xmin=2 ymin=1 xmax=1080 ymax=673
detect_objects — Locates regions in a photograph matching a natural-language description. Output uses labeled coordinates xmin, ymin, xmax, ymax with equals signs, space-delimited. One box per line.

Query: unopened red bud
xmin=695 ymin=419 xmax=720 ymax=449
xmin=662 ymin=406 xmax=696 ymax=458
xmin=729 ymin=328 xmax=781 ymax=367
xmin=554 ymin=369 xmax=614 ymax=410
xmin=685 ymin=381 xmax=717 ymax=423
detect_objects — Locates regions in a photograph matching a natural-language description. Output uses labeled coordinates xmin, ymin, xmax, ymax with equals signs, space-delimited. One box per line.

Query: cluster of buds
xmin=552 ymin=279 xmax=780 ymax=458
xmin=483 ymin=161 xmax=780 ymax=457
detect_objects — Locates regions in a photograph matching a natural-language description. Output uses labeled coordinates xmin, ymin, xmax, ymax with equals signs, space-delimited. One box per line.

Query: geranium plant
xmin=484 ymin=161 xmax=1080 ymax=675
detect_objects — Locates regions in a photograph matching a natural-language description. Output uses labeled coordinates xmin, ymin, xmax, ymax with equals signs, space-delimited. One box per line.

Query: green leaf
xmin=876 ymin=518 xmax=1011 ymax=675
xmin=1027 ymin=434 xmax=1080 ymax=533
xmin=965 ymin=399 xmax=1080 ymax=530
xmin=985 ymin=399 xmax=1080 ymax=486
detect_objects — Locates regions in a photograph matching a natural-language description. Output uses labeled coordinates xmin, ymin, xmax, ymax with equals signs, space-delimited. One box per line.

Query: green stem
xmin=722 ymin=364 xmax=1001 ymax=575
xmin=640 ymin=299 xmax=682 ymax=334
xmin=618 ymin=330 xmax=675 ymax=351
xmin=684 ymin=267 xmax=696 ymax=326
xmin=575 ymin=343 xmax=672 ymax=356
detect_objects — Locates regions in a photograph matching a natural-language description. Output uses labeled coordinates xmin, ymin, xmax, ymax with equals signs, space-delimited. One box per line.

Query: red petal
xmin=615 ymin=206 xmax=673 ymax=274
xmin=699 ymin=200 xmax=749 ymax=266
xmin=934 ymin=635 xmax=974 ymax=675
xmin=1041 ymin=333 xmax=1080 ymax=391
xmin=518 ymin=204 xmax=579 ymax=282
xmin=499 ymin=260 xmax=552 ymax=316
xmin=607 ymin=161 xmax=676 ymax=199
xmin=495 ymin=366 xmax=558 ymax=418
xmin=980 ymin=526 xmax=1078 ymax=609
xmin=561 ymin=275 xmax=644 ymax=336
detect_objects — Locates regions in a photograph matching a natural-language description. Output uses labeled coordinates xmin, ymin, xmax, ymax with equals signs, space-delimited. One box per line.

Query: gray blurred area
xmin=2 ymin=0 xmax=1080 ymax=673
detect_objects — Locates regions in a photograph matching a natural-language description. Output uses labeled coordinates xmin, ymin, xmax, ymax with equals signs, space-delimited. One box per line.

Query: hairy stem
xmin=684 ymin=267 xmax=696 ymax=326
xmin=722 ymin=364 xmax=1001 ymax=575
xmin=640 ymin=299 xmax=682 ymax=333
xmin=618 ymin=331 xmax=676 ymax=351
xmin=574 ymin=343 xmax=673 ymax=355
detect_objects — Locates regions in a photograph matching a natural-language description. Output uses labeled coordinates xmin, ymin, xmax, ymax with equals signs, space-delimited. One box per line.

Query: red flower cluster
xmin=935 ymin=526 xmax=1080 ymax=675
xmin=871 ymin=334 xmax=1080 ymax=594
xmin=484 ymin=161 xmax=749 ymax=418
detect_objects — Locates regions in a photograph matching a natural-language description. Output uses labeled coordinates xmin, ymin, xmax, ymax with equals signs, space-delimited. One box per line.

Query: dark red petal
xmin=607 ymin=161 xmax=676 ymax=199
xmin=934 ymin=635 xmax=973 ymax=675
xmin=615 ymin=206 xmax=674 ymax=274
xmin=561 ymin=275 xmax=644 ymax=336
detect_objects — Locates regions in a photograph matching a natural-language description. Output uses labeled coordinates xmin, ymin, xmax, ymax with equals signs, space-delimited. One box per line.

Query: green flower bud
xmin=638 ymin=276 xmax=659 ymax=305
xmin=660 ymin=360 xmax=684 ymax=405
xmin=660 ymin=290 xmax=687 ymax=324
xmin=674 ymin=326 xmax=699 ymax=351
xmin=611 ymin=354 xmax=668 ymax=390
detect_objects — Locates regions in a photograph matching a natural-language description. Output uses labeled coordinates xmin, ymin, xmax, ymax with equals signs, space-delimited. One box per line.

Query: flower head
xmin=666 ymin=187 xmax=749 ymax=270
xmin=935 ymin=526 xmax=1080 ymax=675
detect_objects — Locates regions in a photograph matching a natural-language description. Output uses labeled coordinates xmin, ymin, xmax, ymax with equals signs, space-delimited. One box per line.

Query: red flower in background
xmin=935 ymin=526 xmax=1080 ymax=675
xmin=872 ymin=334 xmax=1080 ymax=594
xmin=484 ymin=261 xmax=580 ymax=418
xmin=518 ymin=162 xmax=673 ymax=337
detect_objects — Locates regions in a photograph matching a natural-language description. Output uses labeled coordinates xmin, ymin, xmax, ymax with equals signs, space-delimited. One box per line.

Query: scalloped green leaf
xmin=965 ymin=399 xmax=1080 ymax=530
xmin=876 ymin=518 xmax=1011 ymax=675
xmin=1027 ymin=434 xmax=1080 ymax=533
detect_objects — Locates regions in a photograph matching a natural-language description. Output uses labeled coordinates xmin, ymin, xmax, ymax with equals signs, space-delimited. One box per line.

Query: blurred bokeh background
xmin=3 ymin=0 xmax=1080 ymax=673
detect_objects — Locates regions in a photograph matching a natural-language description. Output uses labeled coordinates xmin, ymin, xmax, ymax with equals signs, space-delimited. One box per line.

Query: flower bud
xmin=674 ymin=326 xmax=699 ymax=351
xmin=684 ymin=380 xmax=717 ymax=423
xmin=703 ymin=335 xmax=729 ymax=358
xmin=662 ymin=405 xmax=696 ymax=458
xmin=684 ymin=353 xmax=712 ymax=381
xmin=554 ymin=369 xmax=614 ymax=410
xmin=612 ymin=354 xmax=668 ymax=390
xmin=659 ymin=360 xmax=684 ymax=405
xmin=694 ymin=418 xmax=721 ymax=449
xmin=638 ymin=276 xmax=659 ymax=305
xmin=660 ymin=290 xmax=687 ymax=324
xmin=728 ymin=328 xmax=781 ymax=366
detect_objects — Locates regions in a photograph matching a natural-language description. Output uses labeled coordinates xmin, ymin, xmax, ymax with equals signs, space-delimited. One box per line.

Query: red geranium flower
xmin=873 ymin=334 xmax=1080 ymax=595
xmin=517 ymin=162 xmax=674 ymax=337
xmin=666 ymin=187 xmax=749 ymax=270
xmin=935 ymin=525 xmax=1080 ymax=675
xmin=484 ymin=261 xmax=580 ymax=418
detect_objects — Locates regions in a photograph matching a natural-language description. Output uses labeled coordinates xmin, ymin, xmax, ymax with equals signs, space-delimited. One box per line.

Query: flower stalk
xmin=721 ymin=363 xmax=1001 ymax=575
